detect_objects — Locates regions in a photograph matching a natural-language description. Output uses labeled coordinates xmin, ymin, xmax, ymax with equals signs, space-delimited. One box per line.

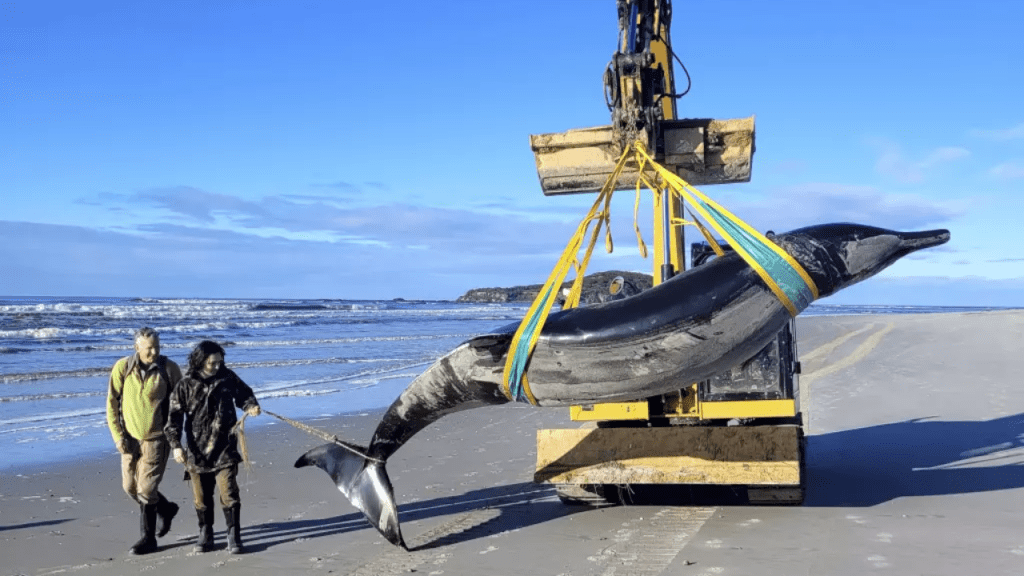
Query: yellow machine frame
xmin=531 ymin=0 xmax=804 ymax=505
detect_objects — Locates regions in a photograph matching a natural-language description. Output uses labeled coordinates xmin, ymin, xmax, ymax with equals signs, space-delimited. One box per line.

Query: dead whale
xmin=296 ymin=223 xmax=950 ymax=548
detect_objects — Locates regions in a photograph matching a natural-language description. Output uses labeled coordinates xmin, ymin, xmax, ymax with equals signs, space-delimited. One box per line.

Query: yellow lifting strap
xmin=630 ymin=141 xmax=819 ymax=316
xmin=500 ymin=143 xmax=634 ymax=405
xmin=501 ymin=141 xmax=819 ymax=404
xmin=672 ymin=213 xmax=726 ymax=257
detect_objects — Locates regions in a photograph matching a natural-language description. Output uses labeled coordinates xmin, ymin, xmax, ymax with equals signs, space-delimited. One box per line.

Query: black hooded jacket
xmin=164 ymin=367 xmax=259 ymax=473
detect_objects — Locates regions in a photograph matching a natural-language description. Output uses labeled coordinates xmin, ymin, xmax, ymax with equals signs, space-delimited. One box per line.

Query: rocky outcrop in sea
xmin=456 ymin=270 xmax=653 ymax=304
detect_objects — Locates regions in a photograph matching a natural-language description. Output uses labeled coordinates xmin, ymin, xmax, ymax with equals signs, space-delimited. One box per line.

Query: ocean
xmin=0 ymin=296 xmax=1012 ymax=471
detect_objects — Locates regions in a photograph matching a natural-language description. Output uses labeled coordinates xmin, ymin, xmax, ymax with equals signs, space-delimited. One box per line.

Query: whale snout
xmin=789 ymin=223 xmax=953 ymax=297
xmin=897 ymin=229 xmax=950 ymax=252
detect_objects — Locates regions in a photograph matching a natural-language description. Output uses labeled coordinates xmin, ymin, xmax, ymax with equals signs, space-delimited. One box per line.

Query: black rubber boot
xmin=193 ymin=508 xmax=215 ymax=553
xmin=129 ymin=503 xmax=159 ymax=555
xmin=156 ymin=493 xmax=179 ymax=538
xmin=223 ymin=504 xmax=244 ymax=554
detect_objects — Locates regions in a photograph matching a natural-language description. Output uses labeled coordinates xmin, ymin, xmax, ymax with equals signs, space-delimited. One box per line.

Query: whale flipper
xmin=294 ymin=443 xmax=406 ymax=549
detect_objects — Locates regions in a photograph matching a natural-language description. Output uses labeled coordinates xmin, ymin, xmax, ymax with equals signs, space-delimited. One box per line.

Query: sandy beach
xmin=3 ymin=310 xmax=1024 ymax=576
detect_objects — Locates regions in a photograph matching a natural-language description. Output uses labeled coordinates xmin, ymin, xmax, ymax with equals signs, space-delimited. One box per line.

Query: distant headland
xmin=456 ymin=270 xmax=653 ymax=304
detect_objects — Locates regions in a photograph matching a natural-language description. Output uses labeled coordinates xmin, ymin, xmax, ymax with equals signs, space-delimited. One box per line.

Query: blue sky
xmin=2 ymin=0 xmax=1021 ymax=305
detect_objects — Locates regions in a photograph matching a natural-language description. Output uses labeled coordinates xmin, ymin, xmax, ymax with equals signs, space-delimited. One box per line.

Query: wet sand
xmin=3 ymin=310 xmax=1023 ymax=575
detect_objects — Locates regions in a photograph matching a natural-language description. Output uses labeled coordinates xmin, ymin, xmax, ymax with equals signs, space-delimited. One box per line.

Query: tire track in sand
xmin=584 ymin=506 xmax=716 ymax=576
xmin=800 ymin=322 xmax=894 ymax=431
xmin=801 ymin=322 xmax=894 ymax=383
xmin=800 ymin=323 xmax=878 ymax=367
xmin=345 ymin=507 xmax=500 ymax=576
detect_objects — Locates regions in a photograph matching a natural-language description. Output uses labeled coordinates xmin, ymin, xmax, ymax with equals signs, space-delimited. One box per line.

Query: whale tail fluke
xmin=294 ymin=443 xmax=406 ymax=550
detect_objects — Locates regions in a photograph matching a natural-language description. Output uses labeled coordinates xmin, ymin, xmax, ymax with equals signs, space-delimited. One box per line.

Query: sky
xmin=2 ymin=0 xmax=1022 ymax=306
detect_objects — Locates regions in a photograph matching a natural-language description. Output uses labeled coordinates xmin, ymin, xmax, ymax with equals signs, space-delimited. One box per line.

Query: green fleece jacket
xmin=106 ymin=354 xmax=183 ymax=444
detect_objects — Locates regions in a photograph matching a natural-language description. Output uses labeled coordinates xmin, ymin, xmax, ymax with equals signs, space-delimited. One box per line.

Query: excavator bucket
xmin=530 ymin=116 xmax=755 ymax=195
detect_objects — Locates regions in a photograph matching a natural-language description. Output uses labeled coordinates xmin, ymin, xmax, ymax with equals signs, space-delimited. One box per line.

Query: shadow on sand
xmin=805 ymin=412 xmax=1024 ymax=507
xmin=172 ymin=413 xmax=1024 ymax=551
xmin=0 ymin=518 xmax=74 ymax=532
xmin=233 ymin=481 xmax=580 ymax=552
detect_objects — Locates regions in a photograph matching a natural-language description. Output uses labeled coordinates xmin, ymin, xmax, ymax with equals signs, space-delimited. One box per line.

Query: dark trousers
xmin=189 ymin=465 xmax=240 ymax=511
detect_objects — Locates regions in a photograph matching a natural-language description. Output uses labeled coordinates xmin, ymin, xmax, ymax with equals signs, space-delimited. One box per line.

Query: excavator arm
xmin=531 ymin=0 xmax=754 ymax=199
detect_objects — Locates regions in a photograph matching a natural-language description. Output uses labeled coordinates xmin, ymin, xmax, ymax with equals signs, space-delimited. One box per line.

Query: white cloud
xmin=989 ymin=161 xmax=1024 ymax=180
xmin=871 ymin=140 xmax=971 ymax=184
xmin=0 ymin=209 xmax=586 ymax=300
xmin=970 ymin=122 xmax=1024 ymax=141
xmin=43 ymin=180 xmax=977 ymax=300
xmin=921 ymin=147 xmax=972 ymax=165
xmin=714 ymin=184 xmax=965 ymax=234
xmin=82 ymin=187 xmax=589 ymax=256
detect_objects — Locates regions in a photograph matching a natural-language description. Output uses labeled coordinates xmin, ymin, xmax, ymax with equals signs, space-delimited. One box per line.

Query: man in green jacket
xmin=106 ymin=327 xmax=183 ymax=555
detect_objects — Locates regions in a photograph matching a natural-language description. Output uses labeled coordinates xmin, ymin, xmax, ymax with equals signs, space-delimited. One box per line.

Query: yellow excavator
xmin=530 ymin=0 xmax=805 ymax=505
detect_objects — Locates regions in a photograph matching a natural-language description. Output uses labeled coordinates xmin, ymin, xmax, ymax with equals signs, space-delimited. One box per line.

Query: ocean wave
xmin=338 ymin=303 xmax=388 ymax=310
xmin=1 ymin=354 xmax=427 ymax=383
xmin=0 ymin=303 xmax=522 ymax=341
xmin=0 ymin=310 xmax=105 ymax=319
xmin=0 ymin=391 xmax=104 ymax=403
xmin=54 ymin=344 xmax=135 ymax=353
xmin=251 ymin=360 xmax=431 ymax=395
xmin=258 ymin=388 xmax=340 ymax=399
xmin=231 ymin=333 xmax=469 ymax=347
xmin=0 ymin=327 xmax=80 ymax=339
xmin=347 ymin=372 xmax=422 ymax=385
xmin=253 ymin=372 xmax=419 ymax=400
xmin=0 ymin=302 xmax=97 ymax=314
xmin=0 ymin=364 xmax=427 ymax=430
xmin=53 ymin=342 xmax=209 ymax=353
xmin=0 ymin=300 xmax=259 ymax=321
xmin=250 ymin=303 xmax=329 ymax=311
xmin=0 ymin=319 xmax=297 ymax=340
xmin=0 ymin=368 xmax=109 ymax=383
xmin=157 ymin=320 xmax=297 ymax=333
xmin=230 ymin=356 xmax=412 ymax=370
xmin=0 ymin=299 xmax=462 ymax=319
xmin=0 ymin=407 xmax=106 ymax=427
xmin=44 ymin=333 xmax=468 ymax=353
xmin=0 ymin=347 xmax=32 ymax=354
xmin=0 ymin=417 xmax=108 ymax=438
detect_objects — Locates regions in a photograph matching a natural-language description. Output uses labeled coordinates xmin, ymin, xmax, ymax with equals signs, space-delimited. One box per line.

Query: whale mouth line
xmin=898 ymin=229 xmax=950 ymax=250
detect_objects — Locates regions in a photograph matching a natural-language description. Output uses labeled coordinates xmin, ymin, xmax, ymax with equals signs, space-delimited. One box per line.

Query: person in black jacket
xmin=164 ymin=340 xmax=260 ymax=554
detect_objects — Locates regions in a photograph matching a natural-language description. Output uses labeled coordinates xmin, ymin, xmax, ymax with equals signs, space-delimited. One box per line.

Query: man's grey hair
xmin=134 ymin=327 xmax=159 ymax=342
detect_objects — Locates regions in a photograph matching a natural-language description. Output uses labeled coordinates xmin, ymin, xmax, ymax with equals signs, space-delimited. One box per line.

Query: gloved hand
xmin=173 ymin=447 xmax=186 ymax=465
xmin=245 ymin=404 xmax=261 ymax=417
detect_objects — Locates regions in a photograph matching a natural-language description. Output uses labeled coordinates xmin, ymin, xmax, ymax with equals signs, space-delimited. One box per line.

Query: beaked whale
xmin=295 ymin=223 xmax=950 ymax=548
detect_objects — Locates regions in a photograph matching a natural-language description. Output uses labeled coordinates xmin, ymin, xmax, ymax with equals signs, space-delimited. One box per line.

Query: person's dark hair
xmin=187 ymin=340 xmax=226 ymax=378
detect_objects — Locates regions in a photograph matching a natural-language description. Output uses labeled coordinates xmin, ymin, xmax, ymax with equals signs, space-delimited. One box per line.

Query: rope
xmin=263 ymin=409 xmax=383 ymax=464
xmin=233 ymin=414 xmax=253 ymax=473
